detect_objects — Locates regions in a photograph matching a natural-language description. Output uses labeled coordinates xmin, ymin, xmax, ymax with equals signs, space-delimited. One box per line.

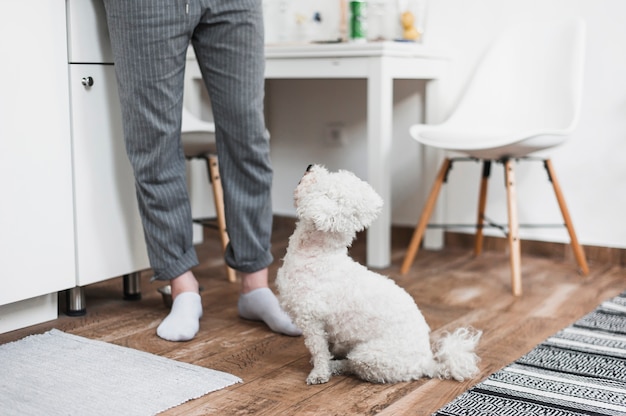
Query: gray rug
xmin=433 ymin=291 xmax=626 ymax=416
xmin=0 ymin=329 xmax=241 ymax=415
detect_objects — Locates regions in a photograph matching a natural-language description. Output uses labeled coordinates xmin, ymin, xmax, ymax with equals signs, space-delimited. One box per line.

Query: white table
xmin=189 ymin=42 xmax=447 ymax=268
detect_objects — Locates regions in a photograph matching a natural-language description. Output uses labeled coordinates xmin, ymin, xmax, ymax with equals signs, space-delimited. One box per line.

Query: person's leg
xmin=193 ymin=0 xmax=273 ymax=273
xmin=103 ymin=0 xmax=202 ymax=341
xmin=192 ymin=0 xmax=299 ymax=336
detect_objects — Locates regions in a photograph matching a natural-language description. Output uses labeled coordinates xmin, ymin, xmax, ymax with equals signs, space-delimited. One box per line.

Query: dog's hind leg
xmin=344 ymin=342 xmax=416 ymax=383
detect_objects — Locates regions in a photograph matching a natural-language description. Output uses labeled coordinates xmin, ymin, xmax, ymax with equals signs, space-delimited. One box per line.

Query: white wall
xmin=263 ymin=0 xmax=626 ymax=249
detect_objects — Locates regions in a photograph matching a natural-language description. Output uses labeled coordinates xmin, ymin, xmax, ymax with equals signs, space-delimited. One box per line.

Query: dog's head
xmin=294 ymin=164 xmax=383 ymax=234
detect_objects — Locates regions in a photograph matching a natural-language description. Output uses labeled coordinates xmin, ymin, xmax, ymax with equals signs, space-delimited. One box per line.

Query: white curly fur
xmin=276 ymin=165 xmax=482 ymax=384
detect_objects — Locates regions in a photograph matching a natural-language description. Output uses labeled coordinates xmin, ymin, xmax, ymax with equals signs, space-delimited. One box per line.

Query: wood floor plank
xmin=1 ymin=217 xmax=624 ymax=415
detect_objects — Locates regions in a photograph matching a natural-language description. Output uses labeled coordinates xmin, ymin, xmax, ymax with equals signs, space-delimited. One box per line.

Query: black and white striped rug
xmin=434 ymin=291 xmax=626 ymax=416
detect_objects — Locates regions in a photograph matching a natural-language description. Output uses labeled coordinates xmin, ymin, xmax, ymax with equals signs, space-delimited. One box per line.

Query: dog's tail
xmin=431 ymin=327 xmax=482 ymax=381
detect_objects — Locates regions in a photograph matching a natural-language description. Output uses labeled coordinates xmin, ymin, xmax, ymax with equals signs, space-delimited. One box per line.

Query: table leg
xmin=422 ymin=78 xmax=445 ymax=249
xmin=366 ymin=59 xmax=392 ymax=268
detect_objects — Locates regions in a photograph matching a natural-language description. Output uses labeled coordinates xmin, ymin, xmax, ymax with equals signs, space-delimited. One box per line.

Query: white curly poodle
xmin=276 ymin=165 xmax=481 ymax=385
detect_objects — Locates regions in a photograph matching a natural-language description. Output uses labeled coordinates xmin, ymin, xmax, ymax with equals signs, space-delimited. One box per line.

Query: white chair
xmin=400 ymin=18 xmax=589 ymax=296
xmin=181 ymin=106 xmax=237 ymax=283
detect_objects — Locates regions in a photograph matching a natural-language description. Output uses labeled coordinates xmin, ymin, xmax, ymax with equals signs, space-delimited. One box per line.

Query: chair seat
xmin=182 ymin=131 xmax=218 ymax=158
xmin=412 ymin=125 xmax=569 ymax=159
xmin=181 ymin=106 xmax=217 ymax=157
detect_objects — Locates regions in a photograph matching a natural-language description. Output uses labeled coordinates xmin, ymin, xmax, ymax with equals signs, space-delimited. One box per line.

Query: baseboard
xmin=271 ymin=216 xmax=626 ymax=268
xmin=0 ymin=293 xmax=58 ymax=335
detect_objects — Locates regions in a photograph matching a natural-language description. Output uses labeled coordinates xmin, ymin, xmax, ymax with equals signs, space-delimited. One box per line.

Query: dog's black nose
xmin=306 ymin=164 xmax=313 ymax=172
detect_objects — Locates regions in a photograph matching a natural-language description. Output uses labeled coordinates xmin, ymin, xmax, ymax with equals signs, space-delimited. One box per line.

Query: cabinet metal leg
xmin=123 ymin=272 xmax=142 ymax=301
xmin=65 ymin=286 xmax=86 ymax=316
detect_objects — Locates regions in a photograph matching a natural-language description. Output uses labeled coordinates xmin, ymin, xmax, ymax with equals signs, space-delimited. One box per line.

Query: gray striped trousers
xmin=103 ymin=0 xmax=273 ymax=280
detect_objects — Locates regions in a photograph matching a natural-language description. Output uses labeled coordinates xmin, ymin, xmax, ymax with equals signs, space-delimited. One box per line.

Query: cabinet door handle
xmin=81 ymin=76 xmax=94 ymax=87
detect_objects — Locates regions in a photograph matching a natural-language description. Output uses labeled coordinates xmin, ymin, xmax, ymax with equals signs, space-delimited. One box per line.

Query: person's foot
xmin=156 ymin=271 xmax=202 ymax=342
xmin=238 ymin=287 xmax=302 ymax=336
xmin=157 ymin=292 xmax=202 ymax=341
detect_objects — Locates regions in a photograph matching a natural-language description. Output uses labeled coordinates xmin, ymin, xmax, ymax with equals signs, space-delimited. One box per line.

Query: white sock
xmin=156 ymin=292 xmax=203 ymax=342
xmin=238 ymin=288 xmax=302 ymax=337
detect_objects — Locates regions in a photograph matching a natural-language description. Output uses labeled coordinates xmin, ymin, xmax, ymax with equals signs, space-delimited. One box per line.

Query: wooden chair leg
xmin=504 ymin=159 xmax=522 ymax=296
xmin=544 ymin=159 xmax=589 ymax=275
xmin=207 ymin=154 xmax=237 ymax=283
xmin=474 ymin=160 xmax=491 ymax=256
xmin=401 ymin=158 xmax=452 ymax=274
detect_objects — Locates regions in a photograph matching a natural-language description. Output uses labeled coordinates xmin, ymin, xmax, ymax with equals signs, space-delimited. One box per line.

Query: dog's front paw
xmin=306 ymin=369 xmax=331 ymax=385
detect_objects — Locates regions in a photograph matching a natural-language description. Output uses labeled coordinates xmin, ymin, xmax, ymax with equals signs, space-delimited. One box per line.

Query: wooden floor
xmin=2 ymin=217 xmax=625 ymax=415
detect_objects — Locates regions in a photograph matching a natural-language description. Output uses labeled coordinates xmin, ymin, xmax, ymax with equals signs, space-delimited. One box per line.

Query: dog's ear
xmin=304 ymin=194 xmax=343 ymax=233
xmin=333 ymin=170 xmax=384 ymax=233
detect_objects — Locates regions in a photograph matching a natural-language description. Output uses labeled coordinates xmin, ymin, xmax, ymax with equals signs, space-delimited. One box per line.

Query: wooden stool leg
xmin=207 ymin=155 xmax=237 ymax=283
xmin=474 ymin=160 xmax=491 ymax=256
xmin=401 ymin=158 xmax=452 ymax=274
xmin=504 ymin=159 xmax=522 ymax=296
xmin=544 ymin=159 xmax=589 ymax=275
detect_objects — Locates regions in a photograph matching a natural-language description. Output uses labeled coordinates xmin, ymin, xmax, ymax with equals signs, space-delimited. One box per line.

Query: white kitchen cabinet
xmin=68 ymin=64 xmax=149 ymax=288
xmin=0 ymin=1 xmax=76 ymax=332
xmin=0 ymin=0 xmax=151 ymax=333
xmin=67 ymin=0 xmax=114 ymax=63
xmin=65 ymin=0 xmax=149 ymax=313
